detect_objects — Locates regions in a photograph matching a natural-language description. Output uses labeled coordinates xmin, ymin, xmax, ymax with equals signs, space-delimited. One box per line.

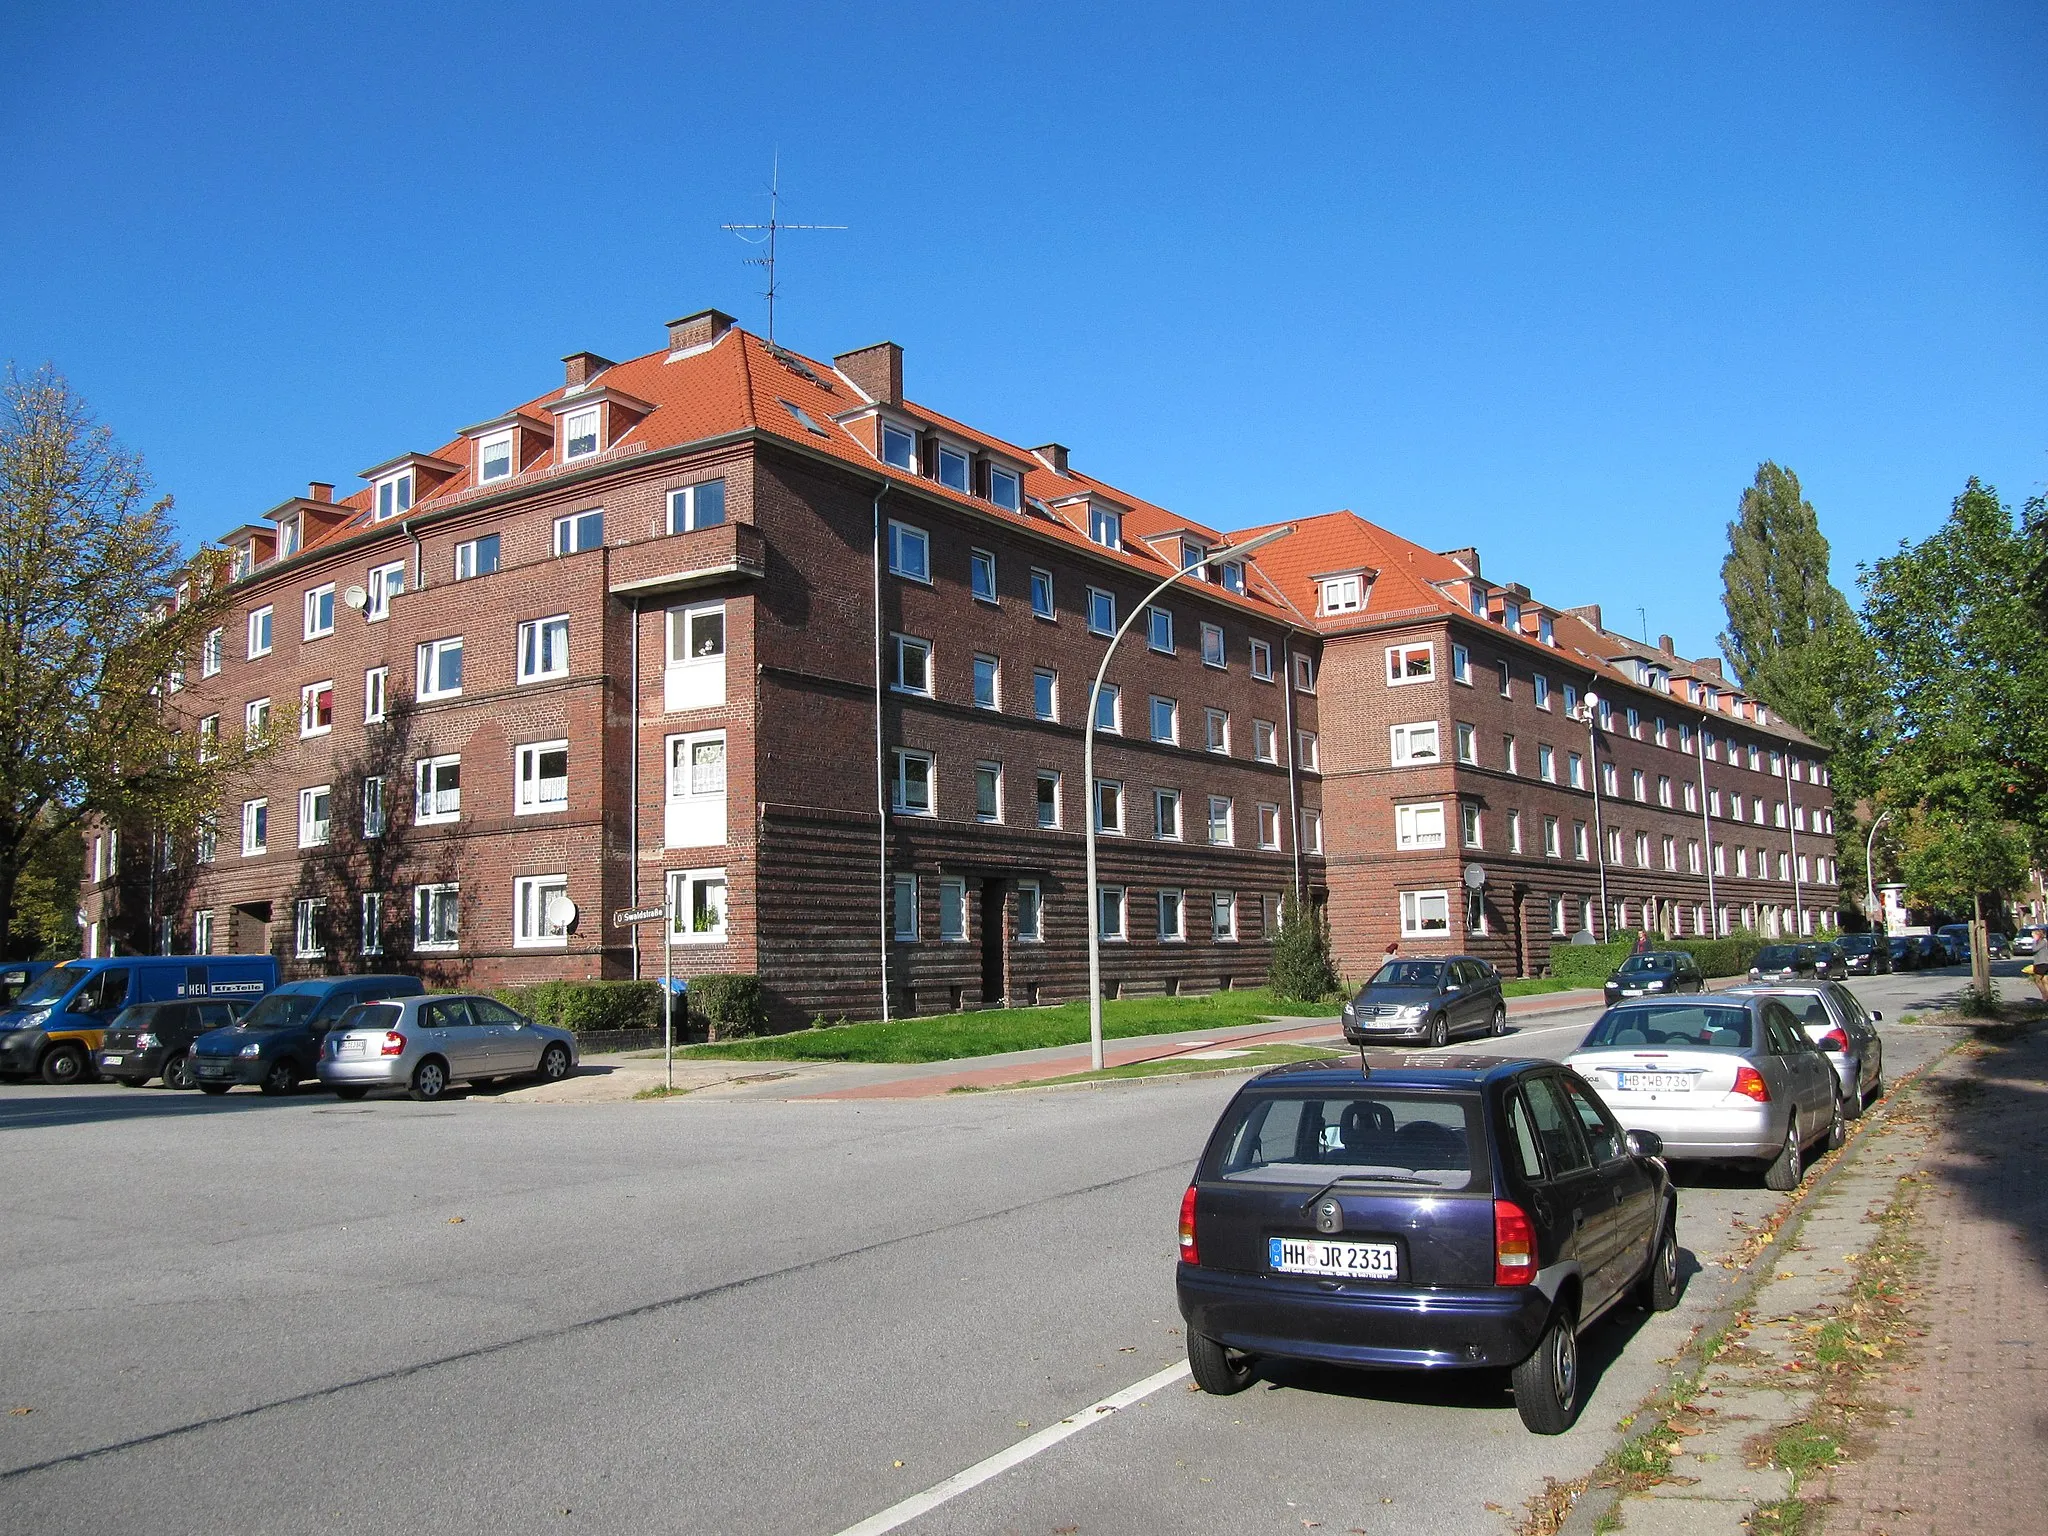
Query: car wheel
xmin=259 ymin=1060 xmax=298 ymax=1097
xmin=198 ymin=1082 xmax=231 ymax=1096
xmin=1635 ymin=1213 xmax=1681 ymax=1312
xmin=39 ymin=1044 xmax=87 ymax=1086
xmin=1512 ymin=1310 xmax=1580 ymax=1434
xmin=538 ymin=1043 xmax=572 ymax=1082
xmin=408 ymin=1058 xmax=448 ymax=1102
xmin=1429 ymin=1014 xmax=1449 ymax=1049
xmin=1489 ymin=1003 xmax=1508 ymax=1037
xmin=332 ymin=1085 xmax=369 ymax=1101
xmin=1186 ymin=1330 xmax=1256 ymax=1395
xmin=1824 ymin=1091 xmax=1846 ymax=1152
xmin=162 ymin=1053 xmax=194 ymax=1091
xmin=1763 ymin=1115 xmax=1803 ymax=1191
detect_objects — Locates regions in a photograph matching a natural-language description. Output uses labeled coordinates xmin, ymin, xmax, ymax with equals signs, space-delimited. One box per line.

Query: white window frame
xmin=1387 ymin=643 xmax=1435 ymax=685
xmin=1455 ymin=722 xmax=1477 ymax=765
xmin=247 ymin=605 xmax=273 ymax=658
xmin=1319 ymin=574 xmax=1365 ymax=615
xmin=1148 ymin=606 xmax=1174 ymax=654
xmin=1543 ymin=816 xmax=1560 ymax=857
xmin=517 ymin=739 xmax=571 ymax=816
xmin=201 ymin=627 xmax=222 ymax=677
xmin=1157 ymin=889 xmax=1185 ymax=942
xmin=1396 ymin=802 xmax=1445 ymax=851
xmin=245 ymin=697 xmax=270 ymax=744
xmin=1302 ymin=809 xmax=1323 ymax=854
xmin=1204 ymin=708 xmax=1230 ymax=754
xmin=1295 ymin=653 xmax=1316 ymax=692
xmin=562 ymin=406 xmax=602 ymax=462
xmin=667 ymin=479 xmax=727 ymax=533
xmin=972 ymin=653 xmax=1000 ymax=710
xmin=477 ymin=431 xmax=515 ymax=485
xmin=935 ymin=444 xmax=971 ymax=494
xmin=294 ymin=897 xmax=326 ymax=959
xmin=888 ymin=520 xmax=931 ymax=582
xmin=300 ymin=681 xmax=334 ymax=738
xmin=669 ymin=601 xmax=726 ymax=667
xmin=1390 ymin=721 xmax=1440 ymax=765
xmin=1207 ymin=795 xmax=1235 ymax=847
xmin=990 ymin=466 xmax=1022 ymax=512
xmin=1030 ymin=567 xmax=1055 ymax=620
xmin=1087 ymin=586 xmax=1116 ymax=636
xmin=552 ymin=508 xmax=604 ymax=555
xmin=298 ymin=785 xmax=332 ymax=848
xmin=892 ymin=874 xmax=919 ymax=941
xmin=242 ymin=797 xmax=268 ymax=856
xmin=669 ymin=868 xmax=729 ymax=944
xmin=881 ymin=422 xmax=918 ymax=471
xmin=517 ymin=614 xmax=571 ymax=683
xmin=417 ymin=636 xmax=463 ymax=700
xmin=1250 ymin=639 xmax=1273 ymax=681
xmin=1257 ymin=803 xmax=1282 ymax=851
xmin=974 ymin=761 xmax=1003 ymax=823
xmin=1032 ymin=667 xmax=1058 ymax=722
xmin=362 ymin=775 xmax=385 ymax=839
xmin=891 ymin=631 xmax=932 ymax=694
xmin=1088 ymin=504 xmax=1121 ymax=550
xmin=1400 ymin=889 xmax=1451 ymax=938
xmin=937 ymin=877 xmax=968 ymax=941
xmin=454 ymin=533 xmax=501 ymax=580
xmin=1148 ymin=695 xmax=1178 ymax=744
xmin=1094 ymin=683 xmax=1121 ymax=735
xmin=414 ymin=883 xmax=460 ymax=951
xmin=1154 ymin=786 xmax=1182 ymax=841
xmin=366 ymin=560 xmax=406 ymax=622
xmin=1297 ymin=730 xmax=1319 ymax=771
xmin=364 ymin=666 xmax=388 ymax=724
xmin=1015 ymin=879 xmax=1043 ymax=942
xmin=514 ymin=874 xmax=573 ymax=948
xmin=1097 ymin=885 xmax=1127 ymax=941
xmin=416 ymin=754 xmax=461 ymax=824
xmin=1201 ymin=622 xmax=1225 ymax=669
xmin=970 ymin=547 xmax=998 ymax=605
xmin=195 ymin=908 xmax=214 ymax=953
xmin=304 ymin=584 xmax=335 ymax=640
xmin=1534 ymin=674 xmax=1550 ymax=710
xmin=1212 ymin=891 xmax=1238 ymax=942
xmin=1253 ymin=719 xmax=1278 ymax=764
xmin=892 ymin=748 xmax=935 ymax=816
xmin=1094 ymin=778 xmax=1125 ymax=835
xmin=1035 ymin=770 xmax=1062 ymax=829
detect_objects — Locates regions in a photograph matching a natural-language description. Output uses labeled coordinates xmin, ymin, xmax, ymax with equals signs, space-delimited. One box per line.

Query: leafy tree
xmin=0 ymin=365 xmax=264 ymax=956
xmin=1268 ymin=894 xmax=1338 ymax=1002
xmin=1717 ymin=462 xmax=1862 ymax=744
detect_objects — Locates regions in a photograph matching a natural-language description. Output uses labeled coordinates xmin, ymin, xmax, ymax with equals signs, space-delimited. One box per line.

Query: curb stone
xmin=1553 ymin=1035 xmax=1966 ymax=1536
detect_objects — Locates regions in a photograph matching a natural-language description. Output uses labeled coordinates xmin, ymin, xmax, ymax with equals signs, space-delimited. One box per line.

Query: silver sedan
xmin=317 ymin=994 xmax=578 ymax=1102
xmin=1724 ymin=983 xmax=1884 ymax=1115
xmin=1567 ymin=996 xmax=1844 ymax=1191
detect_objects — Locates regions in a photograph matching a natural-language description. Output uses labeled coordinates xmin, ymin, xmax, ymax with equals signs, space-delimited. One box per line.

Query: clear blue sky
xmin=4 ymin=2 xmax=2043 ymax=663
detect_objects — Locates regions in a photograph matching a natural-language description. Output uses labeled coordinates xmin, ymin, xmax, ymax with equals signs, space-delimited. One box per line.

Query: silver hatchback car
xmin=1724 ymin=983 xmax=1884 ymax=1116
xmin=317 ymin=994 xmax=578 ymax=1101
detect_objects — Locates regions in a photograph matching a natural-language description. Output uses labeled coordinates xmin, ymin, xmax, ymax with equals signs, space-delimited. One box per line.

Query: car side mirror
xmin=1870 ymin=1010 xmax=1882 ymax=1023
xmin=1626 ymin=1130 xmax=1663 ymax=1158
xmin=1444 ymin=983 xmax=1461 ymax=993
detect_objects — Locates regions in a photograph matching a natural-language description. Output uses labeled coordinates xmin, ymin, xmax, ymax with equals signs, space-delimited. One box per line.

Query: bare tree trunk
xmin=1972 ymin=889 xmax=1992 ymax=995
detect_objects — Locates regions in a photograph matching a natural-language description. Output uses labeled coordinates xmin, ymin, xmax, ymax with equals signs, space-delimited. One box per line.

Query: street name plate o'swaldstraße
xmin=612 ymin=904 xmax=664 ymax=926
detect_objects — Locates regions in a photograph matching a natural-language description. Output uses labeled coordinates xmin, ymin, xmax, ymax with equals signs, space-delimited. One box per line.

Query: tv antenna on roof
xmin=721 ymin=154 xmax=845 ymax=346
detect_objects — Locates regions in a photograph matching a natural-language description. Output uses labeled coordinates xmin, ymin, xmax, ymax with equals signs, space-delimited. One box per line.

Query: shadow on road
xmin=0 ymin=1083 xmax=336 ymax=1132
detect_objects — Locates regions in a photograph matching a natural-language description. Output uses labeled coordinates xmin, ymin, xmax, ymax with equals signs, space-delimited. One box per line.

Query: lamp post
xmin=1085 ymin=524 xmax=1295 ymax=1071
xmin=1578 ymin=692 xmax=1610 ymax=941
xmin=1865 ymin=808 xmax=1893 ymax=926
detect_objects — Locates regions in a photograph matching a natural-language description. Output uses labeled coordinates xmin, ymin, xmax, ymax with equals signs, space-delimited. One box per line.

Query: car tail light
xmin=1733 ymin=1065 xmax=1770 ymax=1102
xmin=1493 ymin=1200 xmax=1536 ymax=1286
xmin=1178 ymin=1186 xmax=1199 ymax=1266
xmin=1818 ymin=1027 xmax=1848 ymax=1053
xmin=379 ymin=1031 xmax=407 ymax=1057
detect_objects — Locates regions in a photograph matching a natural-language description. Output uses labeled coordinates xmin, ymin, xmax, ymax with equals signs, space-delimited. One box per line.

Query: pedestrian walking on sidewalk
xmin=2025 ymin=958 xmax=2048 ymax=1005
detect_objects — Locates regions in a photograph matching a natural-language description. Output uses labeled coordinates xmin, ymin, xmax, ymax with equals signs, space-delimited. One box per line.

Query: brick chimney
xmin=1696 ymin=658 xmax=1726 ymax=681
xmin=1439 ymin=546 xmax=1481 ymax=576
xmin=1658 ymin=633 xmax=1674 ymax=655
xmin=1565 ymin=603 xmax=1604 ymax=631
xmin=308 ymin=482 xmax=334 ymax=503
xmin=667 ymin=309 xmax=736 ymax=352
xmin=562 ymin=351 xmax=613 ymax=388
xmin=1033 ymin=442 xmax=1071 ymax=476
xmin=833 ymin=342 xmax=903 ymax=406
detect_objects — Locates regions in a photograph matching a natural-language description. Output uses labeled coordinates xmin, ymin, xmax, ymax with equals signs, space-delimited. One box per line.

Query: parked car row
xmin=0 ymin=960 xmax=578 ymax=1102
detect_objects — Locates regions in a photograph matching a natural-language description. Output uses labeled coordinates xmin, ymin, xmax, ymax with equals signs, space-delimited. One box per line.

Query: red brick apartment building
xmin=80 ymin=308 xmax=1836 ymax=1013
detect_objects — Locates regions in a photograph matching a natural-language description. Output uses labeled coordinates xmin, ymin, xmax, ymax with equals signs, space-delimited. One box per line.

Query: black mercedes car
xmin=1176 ymin=1054 xmax=1678 ymax=1434
xmin=1339 ymin=957 xmax=1507 ymax=1049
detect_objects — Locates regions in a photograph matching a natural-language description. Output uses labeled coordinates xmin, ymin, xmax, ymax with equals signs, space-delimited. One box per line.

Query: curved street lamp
xmin=1865 ymin=807 xmax=1894 ymax=926
xmin=1576 ymin=691 xmax=1610 ymax=941
xmin=1085 ymin=524 xmax=1296 ymax=1071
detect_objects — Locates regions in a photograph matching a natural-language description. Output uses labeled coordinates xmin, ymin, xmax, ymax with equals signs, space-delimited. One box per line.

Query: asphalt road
xmin=0 ymin=965 xmax=2008 ymax=1536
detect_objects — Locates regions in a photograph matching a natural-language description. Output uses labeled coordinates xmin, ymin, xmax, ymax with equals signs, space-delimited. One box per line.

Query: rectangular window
xmin=1502 ymin=734 xmax=1517 ymax=774
xmin=1627 ymin=706 xmax=1641 ymax=737
xmin=518 ymin=615 xmax=570 ymax=682
xmin=1631 ymin=769 xmax=1645 ymax=802
xmin=972 ymin=654 xmax=1000 ymax=710
xmin=1257 ymin=803 xmax=1282 ymax=850
xmin=1032 ymin=667 xmax=1057 ymax=721
xmin=562 ymin=406 xmax=600 ymax=460
xmin=1601 ymin=761 xmax=1619 ymax=796
xmin=1400 ymin=890 xmax=1450 ymax=937
xmin=892 ymin=749 xmax=934 ymax=816
xmin=970 ymin=547 xmax=998 ymax=604
xmin=1396 ymin=802 xmax=1445 ymax=850
xmin=1148 ymin=606 xmax=1174 ymax=654
xmin=1149 ymin=695 xmax=1177 ymax=743
xmin=1250 ymin=639 xmax=1273 ymax=681
xmin=1574 ymin=821 xmax=1589 ymax=860
xmin=1390 ymin=722 xmax=1439 ymax=765
xmin=1094 ymin=779 xmax=1124 ymax=834
xmin=1201 ymin=622 xmax=1225 ymax=668
xmin=1093 ymin=683 xmax=1121 ymax=734
xmin=1254 ymin=719 xmax=1277 ymax=763
xmin=415 ymin=755 xmax=461 ymax=823
xmin=1550 ymin=896 xmax=1568 ymax=936
xmin=1509 ymin=810 xmax=1523 ymax=853
xmin=1608 ymin=828 xmax=1625 ymax=864
xmin=1088 ymin=504 xmax=1121 ymax=550
xmin=1320 ymin=574 xmax=1364 ymax=614
xmin=1543 ymin=815 xmax=1560 ymax=857
xmin=881 ymin=423 xmax=918 ymax=471
xmin=1683 ymin=781 xmax=1699 ymax=811
xmin=197 ymin=714 xmax=219 ymax=762
xmin=1087 ymin=587 xmax=1115 ymax=636
xmin=1455 ymin=723 xmax=1477 ymax=764
xmin=670 ymin=868 xmax=729 ymax=943
xmin=1634 ymin=832 xmax=1650 ymax=867
xmin=553 ymin=509 xmax=604 ymax=554
xmin=298 ymin=785 xmax=332 ymax=848
xmin=247 ymin=605 xmax=273 ymax=658
xmin=1568 ymin=751 xmax=1585 ymax=789
xmin=668 ymin=479 xmax=727 ymax=533
xmin=294 ymin=898 xmax=326 ymax=959
xmin=1154 ymin=786 xmax=1181 ymax=840
xmin=892 ymin=874 xmax=918 ymax=941
xmin=201 ymin=628 xmax=222 ymax=677
xmin=366 ymin=560 xmax=405 ymax=622
xmin=195 ymin=908 xmax=214 ymax=953
xmin=1679 ymin=722 xmax=1694 ymax=752
xmin=517 ymin=740 xmax=570 ymax=815
xmin=478 ymin=432 xmax=514 ymax=484
xmin=1302 ymin=808 xmax=1324 ymax=853
xmin=455 ymin=533 xmax=501 ymax=580
xmin=1564 ymin=683 xmax=1579 ymax=716
xmin=1219 ymin=562 xmax=1245 ymax=594
xmin=669 ymin=602 xmax=726 ymax=668
xmin=889 ymin=634 xmax=932 ymax=695
xmin=936 ymin=446 xmax=970 ymax=493
xmin=1035 ymin=770 xmax=1061 ymax=828
xmin=304 ymin=584 xmax=335 ymax=639
xmin=1709 ymin=788 xmax=1723 ymax=817
xmin=1657 ymin=775 xmax=1673 ymax=807
xmin=1714 ymin=844 xmax=1728 ymax=875
xmin=1533 ymin=674 xmax=1550 ymax=710
xmin=1461 ymin=802 xmax=1482 ymax=849
xmin=1030 ymin=568 xmax=1055 ymax=619
xmin=974 ymin=762 xmax=1003 ymax=822
xmin=1538 ymin=743 xmax=1556 ymax=782
xmin=1387 ymin=643 xmax=1434 ymax=684
xmin=1497 ymin=660 xmax=1511 ymax=698
xmin=1688 ymin=840 xmax=1703 ymax=874
xmin=417 ymin=636 xmax=462 ymax=699
xmin=415 ymin=883 xmax=460 ymax=950
xmin=1212 ymin=891 xmax=1237 ymax=941
xmin=364 ymin=666 xmax=388 ymax=724
xmin=196 ymin=820 xmax=216 ymax=864
xmin=990 ymin=466 xmax=1022 ymax=511
xmin=1736 ymin=848 xmax=1750 ymax=877
xmin=245 ymin=697 xmax=270 ymax=743
xmin=1207 ymin=795 xmax=1234 ymax=846
xmin=1016 ymin=880 xmax=1042 ymax=942
xmin=1157 ymin=889 xmax=1185 ymax=942
xmin=937 ymin=877 xmax=967 ymax=941
xmin=1294 ymin=653 xmax=1316 ymax=692
xmin=372 ymin=471 xmax=415 ymax=520
xmin=514 ymin=875 xmax=574 ymax=947
xmin=300 ymin=681 xmax=334 ymax=737
xmin=668 ymin=732 xmax=726 ymax=808
xmin=1297 ymin=731 xmax=1319 ymax=771
xmin=1205 ymin=709 xmax=1229 ymax=754
xmin=362 ymin=775 xmax=385 ymax=839
xmin=242 ymin=797 xmax=268 ymax=855
xmin=1098 ymin=885 xmax=1126 ymax=941
xmin=1452 ymin=644 xmax=1471 ymax=684
xmin=1663 ymin=835 xmax=1678 ymax=871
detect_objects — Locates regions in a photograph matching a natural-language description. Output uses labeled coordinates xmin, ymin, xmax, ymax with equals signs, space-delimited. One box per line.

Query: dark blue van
xmin=0 ymin=956 xmax=278 ymax=1085
xmin=189 ymin=974 xmax=425 ymax=1095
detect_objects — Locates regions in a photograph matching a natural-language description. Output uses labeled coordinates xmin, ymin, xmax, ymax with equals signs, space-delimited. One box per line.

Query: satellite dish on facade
xmin=1464 ymin=865 xmax=1487 ymax=889
xmin=559 ymin=899 xmax=580 ymax=933
xmin=343 ymin=585 xmax=369 ymax=611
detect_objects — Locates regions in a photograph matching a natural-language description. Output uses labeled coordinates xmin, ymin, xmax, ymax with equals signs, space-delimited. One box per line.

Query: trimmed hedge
xmin=1549 ymin=929 xmax=1770 ymax=988
xmin=495 ymin=980 xmax=665 ymax=1034
xmin=1663 ymin=932 xmax=1766 ymax=978
xmin=692 ymin=974 xmax=769 ymax=1040
xmin=1550 ymin=941 xmax=1634 ymax=988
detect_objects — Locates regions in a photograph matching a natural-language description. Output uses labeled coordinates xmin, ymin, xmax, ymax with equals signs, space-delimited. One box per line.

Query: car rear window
xmin=1755 ymin=947 xmax=1798 ymax=965
xmin=1582 ymin=1004 xmax=1753 ymax=1050
xmin=1203 ymin=1090 xmax=1483 ymax=1191
xmin=336 ymin=1002 xmax=402 ymax=1033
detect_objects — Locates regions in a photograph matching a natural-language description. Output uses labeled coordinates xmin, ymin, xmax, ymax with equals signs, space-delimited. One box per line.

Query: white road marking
xmin=830 ymin=1361 xmax=1192 ymax=1536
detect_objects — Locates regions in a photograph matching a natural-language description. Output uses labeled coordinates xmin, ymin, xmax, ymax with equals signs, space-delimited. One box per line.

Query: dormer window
xmin=374 ymin=470 xmax=414 ymax=521
xmin=1218 ymin=561 xmax=1245 ymax=594
xmin=1088 ymin=505 xmax=1122 ymax=550
xmin=936 ymin=445 xmax=970 ymax=493
xmin=231 ymin=544 xmax=254 ymax=580
xmin=1538 ymin=614 xmax=1554 ymax=645
xmin=563 ymin=407 xmax=601 ymax=462
xmin=1182 ymin=540 xmax=1209 ymax=575
xmin=277 ymin=517 xmax=301 ymax=558
xmin=989 ymin=466 xmax=1022 ymax=511
xmin=478 ymin=431 xmax=515 ymax=484
xmin=1320 ymin=574 xmax=1365 ymax=615
xmin=1468 ymin=584 xmax=1487 ymax=617
xmin=1501 ymin=600 xmax=1521 ymax=630
xmin=881 ymin=423 xmax=918 ymax=470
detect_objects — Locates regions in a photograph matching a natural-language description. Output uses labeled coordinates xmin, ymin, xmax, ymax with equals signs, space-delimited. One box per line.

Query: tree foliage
xmin=1717 ymin=462 xmax=1862 ymax=745
xmin=0 ymin=365 xmax=265 ymax=954
xmin=1268 ymin=893 xmax=1339 ymax=1002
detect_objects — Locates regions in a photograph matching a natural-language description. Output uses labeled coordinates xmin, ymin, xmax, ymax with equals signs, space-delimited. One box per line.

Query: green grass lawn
xmin=1502 ymin=977 xmax=1580 ymax=998
xmin=680 ymin=987 xmax=1341 ymax=1064
xmin=970 ymin=1042 xmax=1344 ymax=1091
